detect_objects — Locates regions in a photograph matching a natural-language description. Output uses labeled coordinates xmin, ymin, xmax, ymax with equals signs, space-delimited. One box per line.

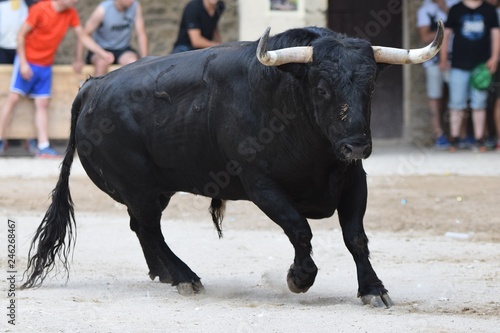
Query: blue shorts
xmin=447 ymin=67 xmax=488 ymax=110
xmin=10 ymin=56 xmax=52 ymax=98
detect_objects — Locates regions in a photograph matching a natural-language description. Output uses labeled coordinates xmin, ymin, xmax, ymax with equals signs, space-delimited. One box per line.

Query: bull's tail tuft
xmin=21 ymin=88 xmax=83 ymax=289
xmin=209 ymin=198 xmax=226 ymax=239
xmin=21 ymin=157 xmax=76 ymax=288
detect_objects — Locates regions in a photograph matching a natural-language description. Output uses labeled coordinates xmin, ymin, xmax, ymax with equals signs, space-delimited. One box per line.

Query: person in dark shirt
xmin=417 ymin=0 xmax=455 ymax=149
xmin=439 ymin=0 xmax=500 ymax=151
xmin=172 ymin=0 xmax=225 ymax=53
xmin=486 ymin=0 xmax=500 ymax=150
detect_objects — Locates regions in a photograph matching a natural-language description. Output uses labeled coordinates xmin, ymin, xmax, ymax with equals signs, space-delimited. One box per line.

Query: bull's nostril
xmin=343 ymin=144 xmax=353 ymax=158
xmin=345 ymin=144 xmax=370 ymax=160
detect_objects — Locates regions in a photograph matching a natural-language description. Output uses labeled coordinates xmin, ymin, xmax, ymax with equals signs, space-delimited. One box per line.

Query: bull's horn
xmin=372 ymin=20 xmax=444 ymax=64
xmin=257 ymin=27 xmax=313 ymax=66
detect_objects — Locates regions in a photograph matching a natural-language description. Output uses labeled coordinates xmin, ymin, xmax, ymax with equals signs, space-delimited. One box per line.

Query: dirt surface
xmin=1 ymin=144 xmax=499 ymax=332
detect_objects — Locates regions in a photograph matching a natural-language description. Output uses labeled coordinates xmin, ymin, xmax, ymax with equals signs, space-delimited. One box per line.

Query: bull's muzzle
xmin=341 ymin=143 xmax=372 ymax=160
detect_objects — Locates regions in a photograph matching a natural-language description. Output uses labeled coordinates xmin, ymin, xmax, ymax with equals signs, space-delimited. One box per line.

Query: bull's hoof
xmin=286 ymin=264 xmax=313 ymax=293
xmin=360 ymin=293 xmax=394 ymax=308
xmin=176 ymin=281 xmax=205 ymax=296
xmin=287 ymin=276 xmax=310 ymax=293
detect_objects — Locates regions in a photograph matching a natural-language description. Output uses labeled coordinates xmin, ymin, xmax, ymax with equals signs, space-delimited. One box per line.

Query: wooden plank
xmin=0 ymin=65 xmax=119 ymax=139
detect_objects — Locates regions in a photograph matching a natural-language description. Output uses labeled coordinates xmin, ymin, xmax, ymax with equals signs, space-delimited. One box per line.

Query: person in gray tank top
xmin=75 ymin=0 xmax=148 ymax=76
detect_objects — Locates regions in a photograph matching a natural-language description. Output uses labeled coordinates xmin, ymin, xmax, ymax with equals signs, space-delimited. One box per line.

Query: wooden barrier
xmin=0 ymin=64 xmax=119 ymax=139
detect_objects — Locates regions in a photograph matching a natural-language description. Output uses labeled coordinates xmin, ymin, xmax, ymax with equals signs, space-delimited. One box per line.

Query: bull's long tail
xmin=21 ymin=87 xmax=84 ymax=289
xmin=209 ymin=198 xmax=226 ymax=239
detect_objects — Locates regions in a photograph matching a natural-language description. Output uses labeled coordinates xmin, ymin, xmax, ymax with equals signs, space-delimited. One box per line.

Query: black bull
xmin=22 ymin=25 xmax=442 ymax=307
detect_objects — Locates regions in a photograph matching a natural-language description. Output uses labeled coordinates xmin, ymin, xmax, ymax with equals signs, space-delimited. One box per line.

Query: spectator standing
xmin=0 ymin=0 xmax=114 ymax=157
xmin=172 ymin=0 xmax=225 ymax=53
xmin=76 ymin=0 xmax=148 ymax=76
xmin=439 ymin=0 xmax=500 ymax=151
xmin=0 ymin=0 xmax=29 ymax=64
xmin=0 ymin=0 xmax=38 ymax=154
xmin=417 ymin=0 xmax=453 ymax=149
xmin=486 ymin=0 xmax=500 ymax=149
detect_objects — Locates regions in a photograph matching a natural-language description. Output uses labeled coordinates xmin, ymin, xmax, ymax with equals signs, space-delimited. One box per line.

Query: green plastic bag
xmin=470 ymin=63 xmax=492 ymax=90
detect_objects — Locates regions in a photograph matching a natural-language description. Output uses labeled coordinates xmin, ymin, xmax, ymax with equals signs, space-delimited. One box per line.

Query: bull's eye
xmin=317 ymin=87 xmax=328 ymax=97
xmin=316 ymin=79 xmax=331 ymax=99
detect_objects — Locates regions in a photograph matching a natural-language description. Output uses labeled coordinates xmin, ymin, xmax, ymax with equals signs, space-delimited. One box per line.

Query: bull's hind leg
xmin=129 ymin=214 xmax=172 ymax=283
xmin=128 ymin=197 xmax=204 ymax=295
xmin=337 ymin=165 xmax=393 ymax=308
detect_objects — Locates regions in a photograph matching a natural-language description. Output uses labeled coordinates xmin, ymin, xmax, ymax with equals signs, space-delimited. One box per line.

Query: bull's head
xmin=256 ymin=22 xmax=443 ymax=161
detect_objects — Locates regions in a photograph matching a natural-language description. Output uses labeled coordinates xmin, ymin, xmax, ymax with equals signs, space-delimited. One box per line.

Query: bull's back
xmin=74 ymin=50 xmax=251 ymax=198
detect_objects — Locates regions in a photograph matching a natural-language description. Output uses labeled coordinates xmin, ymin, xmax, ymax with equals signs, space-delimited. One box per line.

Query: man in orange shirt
xmin=0 ymin=0 xmax=114 ymax=157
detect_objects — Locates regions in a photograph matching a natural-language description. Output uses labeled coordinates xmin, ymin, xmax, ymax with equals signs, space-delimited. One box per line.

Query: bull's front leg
xmin=285 ymin=222 xmax=318 ymax=293
xmin=243 ymin=177 xmax=317 ymax=293
xmin=336 ymin=164 xmax=394 ymax=308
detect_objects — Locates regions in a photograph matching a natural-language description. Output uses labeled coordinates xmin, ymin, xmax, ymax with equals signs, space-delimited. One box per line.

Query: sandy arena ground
xmin=1 ymin=142 xmax=499 ymax=332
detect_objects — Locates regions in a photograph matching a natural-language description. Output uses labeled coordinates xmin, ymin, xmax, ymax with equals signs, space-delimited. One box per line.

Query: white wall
xmin=238 ymin=0 xmax=327 ymax=41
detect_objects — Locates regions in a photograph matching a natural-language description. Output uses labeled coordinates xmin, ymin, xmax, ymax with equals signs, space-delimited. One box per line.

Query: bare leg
xmin=449 ymin=109 xmax=464 ymax=139
xmin=428 ymin=98 xmax=444 ymax=138
xmin=117 ymin=51 xmax=139 ymax=66
xmin=91 ymin=54 xmax=110 ymax=76
xmin=471 ymin=109 xmax=486 ymax=141
xmin=0 ymin=92 xmax=21 ymax=139
xmin=34 ymin=97 xmax=50 ymax=146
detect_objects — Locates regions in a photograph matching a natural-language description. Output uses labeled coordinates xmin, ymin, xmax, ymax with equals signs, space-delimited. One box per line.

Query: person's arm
xmin=187 ymin=28 xmax=220 ymax=49
xmin=73 ymin=25 xmax=114 ymax=71
xmin=416 ymin=4 xmax=434 ymax=45
xmin=439 ymin=27 xmax=452 ymax=71
xmin=487 ymin=28 xmax=500 ymax=73
xmin=74 ymin=5 xmax=105 ymax=72
xmin=418 ymin=25 xmax=436 ymax=45
xmin=16 ymin=22 xmax=33 ymax=80
xmin=212 ymin=26 xmax=221 ymax=44
xmin=134 ymin=3 xmax=148 ymax=57
xmin=436 ymin=0 xmax=450 ymax=13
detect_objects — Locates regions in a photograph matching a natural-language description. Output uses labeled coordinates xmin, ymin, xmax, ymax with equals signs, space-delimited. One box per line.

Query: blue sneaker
xmin=458 ymin=136 xmax=475 ymax=149
xmin=434 ymin=134 xmax=450 ymax=150
xmin=26 ymin=138 xmax=38 ymax=155
xmin=0 ymin=140 xmax=5 ymax=156
xmin=36 ymin=146 xmax=60 ymax=158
